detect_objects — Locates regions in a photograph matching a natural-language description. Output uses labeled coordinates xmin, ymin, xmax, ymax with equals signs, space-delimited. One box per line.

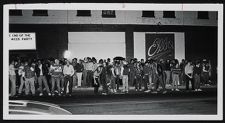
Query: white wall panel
xmin=68 ymin=32 xmax=125 ymax=60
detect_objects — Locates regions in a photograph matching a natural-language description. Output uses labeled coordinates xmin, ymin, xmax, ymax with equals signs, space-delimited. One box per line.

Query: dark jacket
xmin=35 ymin=64 xmax=49 ymax=77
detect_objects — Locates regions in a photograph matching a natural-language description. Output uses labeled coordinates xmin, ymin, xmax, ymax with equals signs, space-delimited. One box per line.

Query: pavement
xmin=9 ymin=85 xmax=218 ymax=115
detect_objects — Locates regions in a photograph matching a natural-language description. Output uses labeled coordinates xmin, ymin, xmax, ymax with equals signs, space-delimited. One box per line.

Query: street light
xmin=64 ymin=50 xmax=71 ymax=59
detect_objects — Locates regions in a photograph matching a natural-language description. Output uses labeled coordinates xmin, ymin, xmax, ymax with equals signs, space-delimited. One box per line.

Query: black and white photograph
xmin=3 ymin=3 xmax=223 ymax=120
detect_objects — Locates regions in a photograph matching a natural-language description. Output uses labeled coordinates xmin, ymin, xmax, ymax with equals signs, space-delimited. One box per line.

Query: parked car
xmin=9 ymin=100 xmax=72 ymax=115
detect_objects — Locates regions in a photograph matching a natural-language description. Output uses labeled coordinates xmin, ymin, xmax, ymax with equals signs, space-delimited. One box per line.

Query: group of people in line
xmin=8 ymin=56 xmax=212 ymax=97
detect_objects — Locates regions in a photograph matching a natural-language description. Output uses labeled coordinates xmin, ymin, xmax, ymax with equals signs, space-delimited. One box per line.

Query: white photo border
xmin=3 ymin=3 xmax=223 ymax=120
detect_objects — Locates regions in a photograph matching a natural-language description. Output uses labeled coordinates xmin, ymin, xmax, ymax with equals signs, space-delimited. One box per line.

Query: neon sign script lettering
xmin=147 ymin=37 xmax=174 ymax=57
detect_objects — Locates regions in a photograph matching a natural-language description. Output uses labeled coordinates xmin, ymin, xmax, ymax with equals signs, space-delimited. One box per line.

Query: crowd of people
xmin=8 ymin=56 xmax=213 ymax=97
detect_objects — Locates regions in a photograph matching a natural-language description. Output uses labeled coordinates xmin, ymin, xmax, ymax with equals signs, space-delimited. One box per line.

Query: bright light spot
xmin=64 ymin=50 xmax=71 ymax=59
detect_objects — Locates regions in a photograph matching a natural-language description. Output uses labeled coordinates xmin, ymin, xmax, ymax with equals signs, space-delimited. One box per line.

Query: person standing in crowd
xmin=9 ymin=60 xmax=17 ymax=97
xmin=164 ymin=59 xmax=171 ymax=87
xmin=93 ymin=64 xmax=102 ymax=95
xmin=128 ymin=59 xmax=135 ymax=87
xmin=171 ymin=59 xmax=181 ymax=91
xmin=24 ymin=61 xmax=36 ymax=96
xmin=59 ymin=60 xmax=65 ymax=94
xmin=72 ymin=58 xmax=78 ymax=88
xmin=14 ymin=60 xmax=20 ymax=90
xmin=82 ymin=57 xmax=88 ymax=87
xmin=179 ymin=59 xmax=186 ymax=86
xmin=86 ymin=57 xmax=94 ymax=87
xmin=75 ymin=59 xmax=84 ymax=87
xmin=121 ymin=60 xmax=130 ymax=93
xmin=114 ymin=61 xmax=122 ymax=92
xmin=106 ymin=60 xmax=116 ymax=93
xmin=18 ymin=61 xmax=26 ymax=96
xmin=63 ymin=59 xmax=75 ymax=96
xmin=184 ymin=60 xmax=194 ymax=91
xmin=193 ymin=60 xmax=202 ymax=91
xmin=100 ymin=61 xmax=108 ymax=95
xmin=143 ymin=61 xmax=151 ymax=92
xmin=150 ymin=59 xmax=158 ymax=91
xmin=202 ymin=59 xmax=210 ymax=86
xmin=35 ymin=59 xmax=51 ymax=96
xmin=49 ymin=59 xmax=63 ymax=96
xmin=134 ymin=61 xmax=143 ymax=91
xmin=152 ymin=60 xmax=167 ymax=94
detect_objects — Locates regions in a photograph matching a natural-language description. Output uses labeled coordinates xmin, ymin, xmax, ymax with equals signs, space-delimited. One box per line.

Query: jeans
xmin=129 ymin=71 xmax=135 ymax=86
xmin=38 ymin=75 xmax=50 ymax=93
xmin=94 ymin=77 xmax=100 ymax=94
xmin=73 ymin=73 xmax=78 ymax=87
xmin=108 ymin=75 xmax=115 ymax=90
xmin=165 ymin=71 xmax=171 ymax=84
xmin=185 ymin=74 xmax=194 ymax=90
xmin=172 ymin=73 xmax=180 ymax=89
xmin=155 ymin=74 xmax=166 ymax=91
xmin=64 ymin=75 xmax=73 ymax=94
xmin=143 ymin=74 xmax=149 ymax=90
xmin=122 ymin=75 xmax=129 ymax=92
xmin=18 ymin=76 xmax=25 ymax=94
xmin=25 ymin=77 xmax=35 ymax=95
xmin=82 ymin=70 xmax=87 ymax=87
xmin=77 ymin=72 xmax=82 ymax=87
xmin=202 ymin=72 xmax=209 ymax=85
xmin=135 ymin=75 xmax=142 ymax=90
xmin=115 ymin=75 xmax=120 ymax=90
xmin=9 ymin=75 xmax=16 ymax=96
xmin=51 ymin=77 xmax=61 ymax=94
xmin=86 ymin=70 xmax=93 ymax=87
xmin=194 ymin=74 xmax=201 ymax=89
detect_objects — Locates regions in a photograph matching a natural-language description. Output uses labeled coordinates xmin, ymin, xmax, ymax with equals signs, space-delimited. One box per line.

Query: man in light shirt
xmin=63 ymin=59 xmax=75 ymax=96
xmin=184 ymin=60 xmax=194 ymax=90
xmin=9 ymin=60 xmax=17 ymax=97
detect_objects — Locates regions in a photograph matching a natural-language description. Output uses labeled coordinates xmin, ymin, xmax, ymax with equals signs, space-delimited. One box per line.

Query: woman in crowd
xmin=134 ymin=62 xmax=143 ymax=91
xmin=193 ymin=60 xmax=202 ymax=91
xmin=93 ymin=63 xmax=102 ymax=95
xmin=100 ymin=61 xmax=108 ymax=95
xmin=106 ymin=60 xmax=116 ymax=93
xmin=171 ymin=59 xmax=181 ymax=91
xmin=184 ymin=60 xmax=194 ymax=91
xmin=114 ymin=61 xmax=122 ymax=92
xmin=121 ymin=60 xmax=130 ymax=93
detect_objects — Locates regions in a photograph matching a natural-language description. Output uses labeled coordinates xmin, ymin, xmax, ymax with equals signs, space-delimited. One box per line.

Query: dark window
xmin=163 ymin=11 xmax=175 ymax=18
xmin=77 ymin=10 xmax=91 ymax=16
xmin=197 ymin=11 xmax=209 ymax=19
xmin=102 ymin=10 xmax=116 ymax=18
xmin=32 ymin=10 xmax=48 ymax=16
xmin=142 ymin=11 xmax=155 ymax=18
xmin=9 ymin=10 xmax=22 ymax=16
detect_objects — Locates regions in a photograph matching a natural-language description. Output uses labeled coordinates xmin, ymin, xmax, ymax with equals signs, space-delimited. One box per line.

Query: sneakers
xmin=171 ymin=89 xmax=174 ymax=91
xmin=175 ymin=89 xmax=180 ymax=91
xmin=162 ymin=91 xmax=167 ymax=94
xmin=48 ymin=93 xmax=51 ymax=96
xmin=39 ymin=93 xmax=43 ymax=96
xmin=144 ymin=90 xmax=151 ymax=93
xmin=151 ymin=91 xmax=158 ymax=94
xmin=102 ymin=93 xmax=107 ymax=95
xmin=198 ymin=89 xmax=203 ymax=91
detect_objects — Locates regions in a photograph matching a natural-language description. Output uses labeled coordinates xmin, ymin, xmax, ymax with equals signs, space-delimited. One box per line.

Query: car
xmin=9 ymin=100 xmax=72 ymax=115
